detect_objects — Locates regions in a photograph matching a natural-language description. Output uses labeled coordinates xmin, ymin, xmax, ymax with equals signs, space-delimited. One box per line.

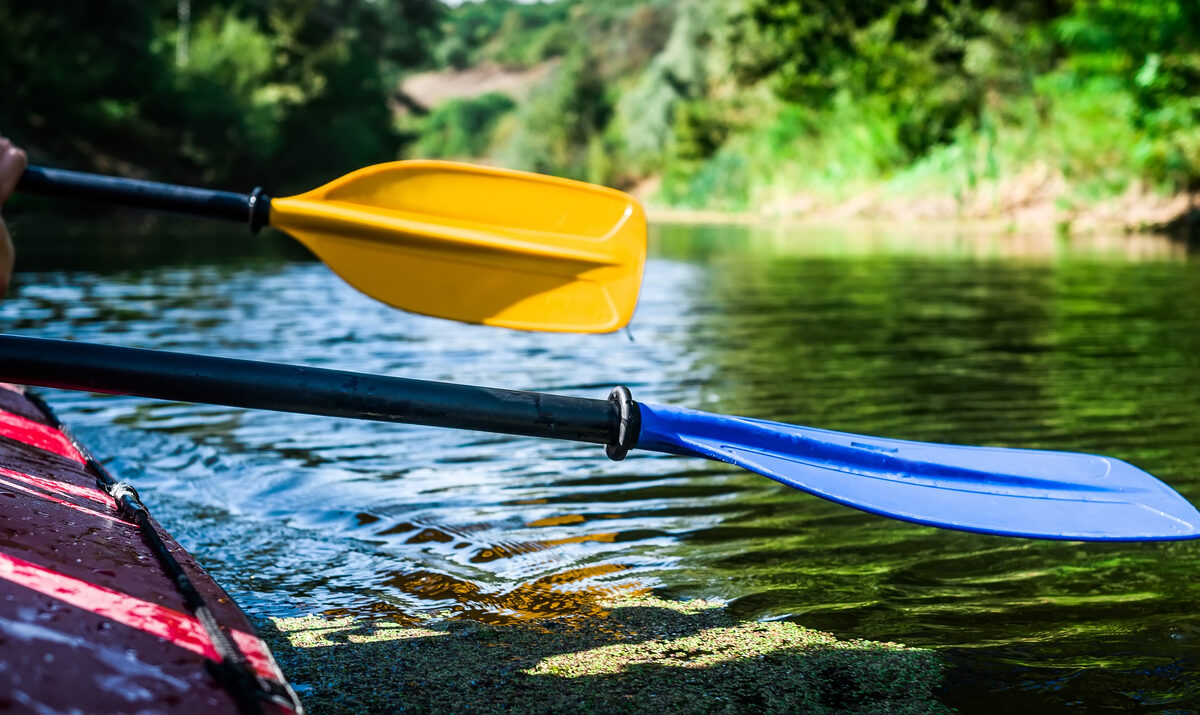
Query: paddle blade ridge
xmin=269 ymin=161 xmax=646 ymax=333
xmin=635 ymin=403 xmax=1200 ymax=541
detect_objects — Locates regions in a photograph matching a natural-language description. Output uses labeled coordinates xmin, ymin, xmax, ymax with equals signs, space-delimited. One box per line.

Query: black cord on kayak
xmin=24 ymin=391 xmax=303 ymax=715
xmin=106 ymin=481 xmax=268 ymax=715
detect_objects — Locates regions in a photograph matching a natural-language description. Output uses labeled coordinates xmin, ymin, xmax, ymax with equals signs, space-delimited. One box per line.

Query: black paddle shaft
xmin=16 ymin=166 xmax=271 ymax=232
xmin=0 ymin=335 xmax=634 ymax=453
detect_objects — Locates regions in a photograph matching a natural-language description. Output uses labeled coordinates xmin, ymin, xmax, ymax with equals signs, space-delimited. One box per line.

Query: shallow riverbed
xmin=4 ymin=214 xmax=1199 ymax=711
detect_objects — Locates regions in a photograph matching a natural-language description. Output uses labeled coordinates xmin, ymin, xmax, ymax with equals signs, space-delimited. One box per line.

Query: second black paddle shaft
xmin=0 ymin=336 xmax=619 ymax=447
xmin=16 ymin=166 xmax=271 ymax=231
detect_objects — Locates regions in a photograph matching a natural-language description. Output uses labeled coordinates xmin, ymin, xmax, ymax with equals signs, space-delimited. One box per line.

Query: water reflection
xmin=3 ymin=217 xmax=1200 ymax=710
xmin=651 ymin=223 xmax=1200 ymax=711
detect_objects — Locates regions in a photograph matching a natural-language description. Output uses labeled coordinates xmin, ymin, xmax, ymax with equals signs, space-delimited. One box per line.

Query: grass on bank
xmin=257 ymin=595 xmax=948 ymax=714
xmin=659 ymin=77 xmax=1192 ymax=224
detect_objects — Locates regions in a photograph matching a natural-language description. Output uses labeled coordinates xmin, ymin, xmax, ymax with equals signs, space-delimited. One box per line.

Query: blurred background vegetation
xmin=0 ymin=0 xmax=441 ymax=193
xmin=2 ymin=0 xmax=1197 ymax=216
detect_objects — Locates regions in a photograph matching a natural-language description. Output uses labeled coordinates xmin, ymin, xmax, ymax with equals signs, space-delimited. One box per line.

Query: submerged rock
xmin=257 ymin=595 xmax=949 ymax=714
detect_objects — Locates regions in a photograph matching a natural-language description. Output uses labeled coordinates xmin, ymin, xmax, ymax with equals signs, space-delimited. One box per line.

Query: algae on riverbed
xmin=257 ymin=596 xmax=948 ymax=714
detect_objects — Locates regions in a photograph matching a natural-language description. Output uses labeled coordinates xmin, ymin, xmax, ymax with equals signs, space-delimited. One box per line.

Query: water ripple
xmin=5 ymin=223 xmax=1200 ymax=709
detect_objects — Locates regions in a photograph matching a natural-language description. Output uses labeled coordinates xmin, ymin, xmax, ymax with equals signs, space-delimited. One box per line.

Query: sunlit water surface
xmin=4 ymin=216 xmax=1200 ymax=711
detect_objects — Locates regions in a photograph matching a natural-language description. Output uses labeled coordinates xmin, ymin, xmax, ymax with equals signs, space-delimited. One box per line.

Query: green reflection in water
xmin=6 ymin=210 xmax=314 ymax=273
xmin=650 ymin=222 xmax=1200 ymax=712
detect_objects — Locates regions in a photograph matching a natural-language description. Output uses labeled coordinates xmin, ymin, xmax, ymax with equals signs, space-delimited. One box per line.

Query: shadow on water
xmin=255 ymin=596 xmax=947 ymax=714
xmin=6 ymin=208 xmax=315 ymax=273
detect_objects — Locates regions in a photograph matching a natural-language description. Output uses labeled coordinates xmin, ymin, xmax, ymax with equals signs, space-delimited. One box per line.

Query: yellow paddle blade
xmin=268 ymin=160 xmax=645 ymax=333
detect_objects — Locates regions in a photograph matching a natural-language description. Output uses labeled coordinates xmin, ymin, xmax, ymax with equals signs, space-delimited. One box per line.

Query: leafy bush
xmin=434 ymin=0 xmax=574 ymax=70
xmin=0 ymin=0 xmax=441 ymax=189
xmin=1056 ymin=0 xmax=1200 ymax=188
xmin=496 ymin=48 xmax=615 ymax=180
xmin=725 ymin=0 xmax=1065 ymax=162
xmin=414 ymin=93 xmax=517 ymax=159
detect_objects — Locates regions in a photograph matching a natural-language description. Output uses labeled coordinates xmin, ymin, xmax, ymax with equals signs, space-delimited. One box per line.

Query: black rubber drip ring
xmin=605 ymin=385 xmax=640 ymax=461
xmin=248 ymin=187 xmax=271 ymax=234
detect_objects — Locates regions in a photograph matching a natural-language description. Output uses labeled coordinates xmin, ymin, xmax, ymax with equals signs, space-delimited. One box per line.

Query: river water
xmin=3 ymin=215 xmax=1200 ymax=711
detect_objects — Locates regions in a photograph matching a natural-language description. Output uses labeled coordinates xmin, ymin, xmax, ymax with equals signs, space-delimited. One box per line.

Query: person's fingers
xmin=0 ymin=227 xmax=13 ymax=297
xmin=0 ymin=137 xmax=27 ymax=205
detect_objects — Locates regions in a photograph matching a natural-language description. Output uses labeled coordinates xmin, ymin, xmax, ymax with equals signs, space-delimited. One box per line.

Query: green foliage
xmin=1056 ymin=0 xmax=1200 ymax=188
xmin=726 ymin=0 xmax=1065 ymax=162
xmin=167 ymin=9 xmax=290 ymax=177
xmin=408 ymin=0 xmax=683 ymax=186
xmin=12 ymin=0 xmax=1194 ymax=209
xmin=651 ymin=0 xmax=1200 ymax=207
xmin=672 ymin=101 xmax=734 ymax=162
xmin=433 ymin=0 xmax=574 ymax=70
xmin=660 ymin=143 xmax=752 ymax=210
xmin=432 ymin=0 xmax=674 ymax=75
xmin=0 ymin=0 xmax=174 ymax=171
xmin=0 ymin=0 xmax=441 ymax=189
xmin=414 ymin=93 xmax=516 ymax=159
xmin=610 ymin=0 xmax=710 ymax=176
xmin=497 ymin=48 xmax=614 ymax=181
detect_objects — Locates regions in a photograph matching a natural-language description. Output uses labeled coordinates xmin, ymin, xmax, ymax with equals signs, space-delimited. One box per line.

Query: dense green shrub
xmin=433 ymin=0 xmax=574 ymax=70
xmin=414 ymin=93 xmax=517 ymax=159
xmin=1056 ymin=0 xmax=1200 ymax=189
xmin=496 ymin=48 xmax=614 ymax=181
xmin=725 ymin=0 xmax=1067 ymax=162
xmin=0 ymin=0 xmax=441 ymax=189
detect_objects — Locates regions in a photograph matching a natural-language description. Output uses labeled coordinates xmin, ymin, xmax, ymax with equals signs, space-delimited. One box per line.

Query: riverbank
xmin=256 ymin=595 xmax=947 ymax=714
xmin=640 ymin=170 xmax=1199 ymax=240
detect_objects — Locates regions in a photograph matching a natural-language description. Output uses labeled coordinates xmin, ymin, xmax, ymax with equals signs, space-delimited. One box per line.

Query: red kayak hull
xmin=0 ymin=383 xmax=299 ymax=713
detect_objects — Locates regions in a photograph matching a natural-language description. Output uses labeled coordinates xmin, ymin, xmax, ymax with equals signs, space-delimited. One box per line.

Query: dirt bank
xmin=400 ymin=60 xmax=559 ymax=110
xmin=641 ymin=164 xmax=1198 ymax=238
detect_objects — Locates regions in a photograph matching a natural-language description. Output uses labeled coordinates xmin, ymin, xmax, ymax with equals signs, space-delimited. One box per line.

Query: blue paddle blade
xmin=635 ymin=403 xmax=1200 ymax=541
